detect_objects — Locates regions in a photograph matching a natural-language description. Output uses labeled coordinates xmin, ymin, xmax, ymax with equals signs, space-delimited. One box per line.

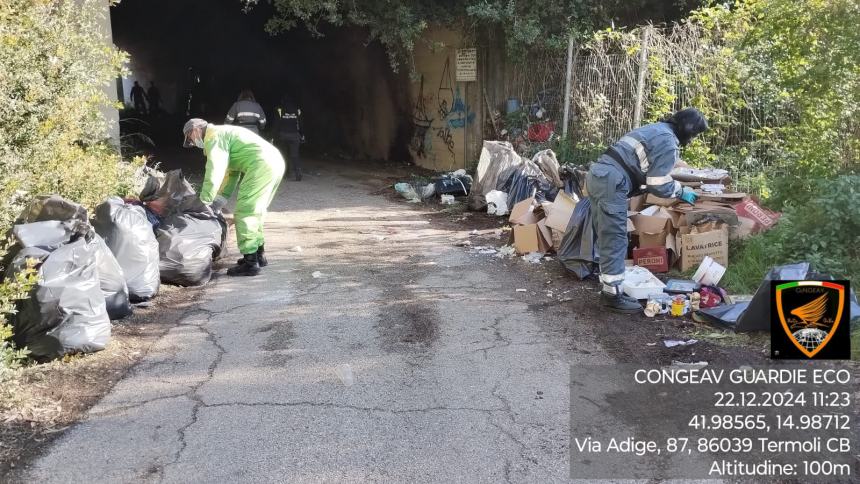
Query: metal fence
xmin=502 ymin=25 xmax=782 ymax=193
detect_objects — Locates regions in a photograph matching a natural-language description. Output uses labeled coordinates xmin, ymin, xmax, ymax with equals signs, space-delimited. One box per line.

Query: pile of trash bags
xmin=5 ymin=197 xmax=122 ymax=359
xmin=1 ymin=170 xmax=228 ymax=360
xmin=468 ymin=142 xmax=564 ymax=210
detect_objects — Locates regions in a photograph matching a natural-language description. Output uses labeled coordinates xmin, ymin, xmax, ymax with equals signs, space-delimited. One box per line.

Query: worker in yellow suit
xmin=182 ymin=118 xmax=285 ymax=276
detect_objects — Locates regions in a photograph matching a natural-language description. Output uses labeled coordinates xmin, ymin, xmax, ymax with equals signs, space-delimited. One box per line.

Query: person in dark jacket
xmin=588 ymin=108 xmax=708 ymax=313
xmin=273 ymin=96 xmax=304 ymax=181
xmin=130 ymin=81 xmax=147 ymax=114
xmin=147 ymin=82 xmax=162 ymax=114
xmin=225 ymin=89 xmax=267 ymax=134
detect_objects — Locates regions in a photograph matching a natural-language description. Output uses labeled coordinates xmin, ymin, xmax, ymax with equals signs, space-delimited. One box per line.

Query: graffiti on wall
xmin=411 ymin=57 xmax=474 ymax=160
xmin=410 ymin=75 xmax=435 ymax=158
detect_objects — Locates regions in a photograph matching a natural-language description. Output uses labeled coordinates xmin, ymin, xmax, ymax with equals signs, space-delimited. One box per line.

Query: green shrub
xmin=0 ymin=0 xmax=141 ymax=364
xmin=0 ymin=0 xmax=139 ymax=231
xmin=724 ymin=175 xmax=860 ymax=293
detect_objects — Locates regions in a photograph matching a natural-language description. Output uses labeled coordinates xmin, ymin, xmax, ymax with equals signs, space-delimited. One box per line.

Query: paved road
xmin=20 ymin=161 xmax=616 ymax=483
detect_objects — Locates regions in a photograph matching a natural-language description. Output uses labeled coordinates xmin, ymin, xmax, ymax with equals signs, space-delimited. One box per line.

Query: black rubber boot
xmin=294 ymin=168 xmax=302 ymax=182
xmin=228 ymin=253 xmax=261 ymax=277
xmin=600 ymin=290 xmax=643 ymax=314
xmin=237 ymin=246 xmax=268 ymax=267
xmin=256 ymin=245 xmax=268 ymax=267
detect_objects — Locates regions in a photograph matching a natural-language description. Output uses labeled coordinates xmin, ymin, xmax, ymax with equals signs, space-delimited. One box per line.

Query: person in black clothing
xmin=147 ymin=82 xmax=162 ymax=114
xmin=273 ymin=96 xmax=304 ymax=181
xmin=130 ymin=81 xmax=147 ymax=114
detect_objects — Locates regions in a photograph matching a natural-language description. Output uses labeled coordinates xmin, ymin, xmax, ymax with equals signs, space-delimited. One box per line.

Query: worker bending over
xmin=182 ymin=118 xmax=285 ymax=276
xmin=588 ymin=108 xmax=708 ymax=313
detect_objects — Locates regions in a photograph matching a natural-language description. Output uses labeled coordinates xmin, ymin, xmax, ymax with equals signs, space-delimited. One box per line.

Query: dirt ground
xmin=0 ymin=286 xmax=205 ymax=475
xmin=0 ymin=159 xmax=770 ymax=478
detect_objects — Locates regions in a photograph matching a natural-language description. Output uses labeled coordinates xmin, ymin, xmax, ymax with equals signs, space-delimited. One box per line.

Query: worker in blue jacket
xmin=587 ymin=108 xmax=708 ymax=313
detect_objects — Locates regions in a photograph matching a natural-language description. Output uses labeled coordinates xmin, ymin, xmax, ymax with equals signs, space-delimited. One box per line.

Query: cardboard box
xmin=735 ymin=198 xmax=780 ymax=232
xmin=537 ymin=219 xmax=554 ymax=253
xmin=545 ymin=191 xmax=577 ymax=233
xmin=680 ymin=227 xmax=729 ymax=271
xmin=646 ymin=193 xmax=678 ymax=207
xmin=633 ymin=246 xmax=670 ymax=273
xmin=513 ymin=224 xmax=551 ymax=255
xmin=629 ymin=194 xmax=647 ymax=212
xmin=509 ymin=197 xmax=540 ymax=225
xmin=633 ymin=206 xmax=673 ymax=249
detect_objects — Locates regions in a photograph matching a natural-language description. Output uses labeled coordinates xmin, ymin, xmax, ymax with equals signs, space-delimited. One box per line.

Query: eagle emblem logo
xmin=775 ymin=281 xmax=845 ymax=358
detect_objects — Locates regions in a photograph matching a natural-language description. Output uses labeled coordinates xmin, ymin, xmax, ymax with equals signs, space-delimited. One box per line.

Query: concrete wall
xmin=408 ymin=28 xmax=483 ymax=171
xmin=95 ymin=0 xmax=120 ymax=144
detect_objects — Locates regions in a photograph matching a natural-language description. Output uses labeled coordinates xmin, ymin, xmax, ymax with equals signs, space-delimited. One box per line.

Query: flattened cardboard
xmin=646 ymin=193 xmax=678 ymax=207
xmin=681 ymin=228 xmax=728 ymax=271
xmin=537 ymin=219 xmax=554 ymax=252
xmin=545 ymin=191 xmax=577 ymax=233
xmin=509 ymin=197 xmax=539 ymax=225
xmin=633 ymin=246 xmax=670 ymax=273
xmin=735 ymin=198 xmax=779 ymax=232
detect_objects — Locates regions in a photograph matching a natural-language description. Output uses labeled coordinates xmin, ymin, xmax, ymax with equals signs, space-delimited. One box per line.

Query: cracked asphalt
xmin=17 ymin=160 xmax=618 ymax=483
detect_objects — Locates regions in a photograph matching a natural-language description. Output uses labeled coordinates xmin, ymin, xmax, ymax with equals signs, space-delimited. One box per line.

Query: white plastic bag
xmin=486 ymin=190 xmax=509 ymax=216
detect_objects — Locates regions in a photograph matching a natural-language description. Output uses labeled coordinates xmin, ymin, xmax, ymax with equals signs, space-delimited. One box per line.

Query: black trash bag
xmin=93 ymin=197 xmax=161 ymax=301
xmin=140 ymin=169 xmax=196 ymax=218
xmin=13 ymin=196 xmax=132 ymax=318
xmin=498 ymin=161 xmax=557 ymax=206
xmin=7 ymin=223 xmax=111 ymax=360
xmin=16 ymin=195 xmax=87 ymax=224
xmin=698 ymin=262 xmax=860 ymax=332
xmin=434 ymin=173 xmax=473 ymax=196
xmin=94 ymin=235 xmax=133 ymax=319
xmin=558 ymin=198 xmax=599 ymax=279
xmin=156 ymin=209 xmax=225 ymax=286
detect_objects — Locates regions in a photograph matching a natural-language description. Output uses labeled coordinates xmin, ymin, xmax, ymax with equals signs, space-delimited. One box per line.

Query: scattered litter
xmin=664 ymin=279 xmax=700 ymax=294
xmin=664 ymin=339 xmax=698 ymax=348
xmin=516 ymin=288 xmax=527 ymax=292
xmin=700 ymin=184 xmax=726 ymax=194
xmin=289 ymin=246 xmax=303 ymax=253
xmin=646 ymin=342 xmax=657 ymax=347
xmin=312 ymin=271 xmax=325 ymax=279
xmin=394 ymin=183 xmax=421 ymax=203
xmin=705 ymin=332 xmax=731 ymax=339
xmin=495 ymin=245 xmax=517 ymax=258
xmin=440 ymin=194 xmax=455 ymax=205
xmin=454 ymin=240 xmax=472 ymax=247
xmin=522 ymin=252 xmax=544 ymax=264
xmin=470 ymin=229 xmax=479 ymax=236
xmin=335 ymin=364 xmax=354 ymax=386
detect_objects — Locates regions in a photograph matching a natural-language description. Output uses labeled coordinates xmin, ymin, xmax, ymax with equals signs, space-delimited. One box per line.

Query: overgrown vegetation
xmin=243 ymin=0 xmax=699 ymax=71
xmin=723 ymin=176 xmax=860 ymax=294
xmin=0 ymin=0 xmax=140 ymax=369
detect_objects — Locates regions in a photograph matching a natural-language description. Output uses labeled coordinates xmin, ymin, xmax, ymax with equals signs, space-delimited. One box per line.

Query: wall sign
xmin=456 ymin=48 xmax=477 ymax=82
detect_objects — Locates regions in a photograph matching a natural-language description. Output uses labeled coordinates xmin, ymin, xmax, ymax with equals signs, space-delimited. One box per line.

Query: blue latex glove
xmin=679 ymin=187 xmax=698 ymax=205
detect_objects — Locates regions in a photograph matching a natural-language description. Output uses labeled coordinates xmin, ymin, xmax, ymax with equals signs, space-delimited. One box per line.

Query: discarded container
xmin=440 ymin=194 xmax=455 ymax=205
xmin=671 ymin=295 xmax=689 ymax=316
xmin=621 ymin=266 xmax=667 ymax=300
xmin=692 ymin=256 xmax=726 ymax=286
xmin=664 ymin=279 xmax=700 ymax=294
